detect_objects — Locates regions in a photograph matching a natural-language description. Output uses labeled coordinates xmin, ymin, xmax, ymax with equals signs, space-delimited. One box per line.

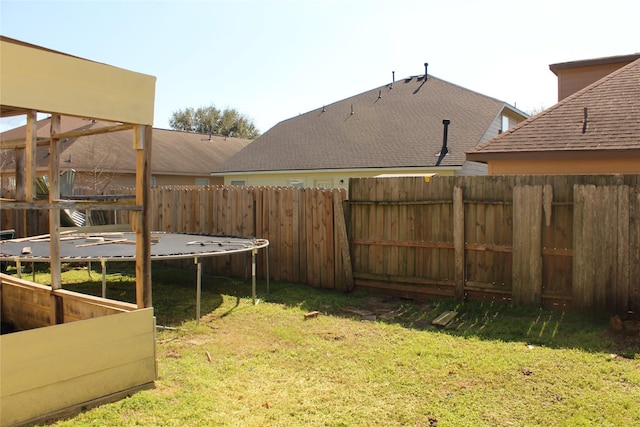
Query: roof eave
xmin=212 ymin=165 xmax=463 ymax=177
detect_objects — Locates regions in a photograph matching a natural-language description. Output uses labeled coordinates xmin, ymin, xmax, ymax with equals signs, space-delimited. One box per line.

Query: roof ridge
xmin=272 ymin=73 xmax=511 ymax=130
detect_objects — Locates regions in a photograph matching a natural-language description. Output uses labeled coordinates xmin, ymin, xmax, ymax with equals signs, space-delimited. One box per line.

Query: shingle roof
xmin=215 ymin=74 xmax=518 ymax=173
xmin=467 ymin=58 xmax=640 ymax=161
xmin=0 ymin=116 xmax=252 ymax=176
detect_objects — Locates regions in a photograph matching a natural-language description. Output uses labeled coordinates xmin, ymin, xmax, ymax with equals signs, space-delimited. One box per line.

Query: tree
xmin=170 ymin=105 xmax=260 ymax=139
xmin=524 ymin=104 xmax=548 ymax=117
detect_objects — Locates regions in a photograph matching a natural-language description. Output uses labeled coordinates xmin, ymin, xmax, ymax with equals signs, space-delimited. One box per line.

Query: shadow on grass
xmin=59 ymin=263 xmax=638 ymax=359
xmin=254 ymin=280 xmax=639 ymax=359
xmin=61 ymin=262 xmax=227 ymax=326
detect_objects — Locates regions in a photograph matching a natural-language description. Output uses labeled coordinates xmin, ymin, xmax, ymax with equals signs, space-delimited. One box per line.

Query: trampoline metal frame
xmin=1 ymin=232 xmax=270 ymax=322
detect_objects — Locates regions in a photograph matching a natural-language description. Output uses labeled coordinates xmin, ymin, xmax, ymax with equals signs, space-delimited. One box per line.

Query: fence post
xmin=333 ymin=189 xmax=354 ymax=291
xmin=453 ymin=186 xmax=465 ymax=300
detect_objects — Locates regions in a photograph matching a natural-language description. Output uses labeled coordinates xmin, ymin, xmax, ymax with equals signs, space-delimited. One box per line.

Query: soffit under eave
xmin=0 ymin=38 xmax=156 ymax=126
xmin=467 ymin=148 xmax=640 ymax=162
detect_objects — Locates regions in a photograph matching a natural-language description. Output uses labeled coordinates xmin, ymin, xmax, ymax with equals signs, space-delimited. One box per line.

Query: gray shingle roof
xmin=215 ymin=74 xmax=516 ymax=173
xmin=1 ymin=116 xmax=252 ymax=176
xmin=467 ymin=58 xmax=640 ymax=161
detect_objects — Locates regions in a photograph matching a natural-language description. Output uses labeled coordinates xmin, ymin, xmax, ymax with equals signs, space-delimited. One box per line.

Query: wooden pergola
xmin=0 ymin=35 xmax=155 ymax=309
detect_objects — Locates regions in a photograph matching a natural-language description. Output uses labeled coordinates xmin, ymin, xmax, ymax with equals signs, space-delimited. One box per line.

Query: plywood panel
xmin=1 ymin=308 xmax=155 ymax=427
xmin=1 ymin=277 xmax=53 ymax=330
xmin=0 ymin=37 xmax=156 ymax=125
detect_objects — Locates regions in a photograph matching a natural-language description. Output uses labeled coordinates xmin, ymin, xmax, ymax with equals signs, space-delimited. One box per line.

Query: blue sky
xmin=1 ymin=0 xmax=639 ymax=134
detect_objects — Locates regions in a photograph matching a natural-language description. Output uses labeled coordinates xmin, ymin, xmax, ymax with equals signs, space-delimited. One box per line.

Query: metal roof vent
xmin=435 ymin=119 xmax=450 ymax=166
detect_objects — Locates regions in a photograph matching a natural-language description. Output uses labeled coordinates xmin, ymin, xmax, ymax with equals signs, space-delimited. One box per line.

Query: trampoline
xmin=0 ymin=231 xmax=270 ymax=320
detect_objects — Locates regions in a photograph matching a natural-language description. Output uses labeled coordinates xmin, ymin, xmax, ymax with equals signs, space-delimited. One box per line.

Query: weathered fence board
xmin=3 ymin=175 xmax=639 ymax=315
xmin=573 ymin=185 xmax=634 ymax=314
xmin=512 ymin=185 xmax=542 ymax=306
xmin=630 ymin=187 xmax=640 ymax=312
xmin=349 ymin=175 xmax=639 ymax=313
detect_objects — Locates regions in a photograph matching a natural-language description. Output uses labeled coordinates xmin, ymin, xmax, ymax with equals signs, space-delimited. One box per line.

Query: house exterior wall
xmin=222 ymin=168 xmax=458 ymax=189
xmin=479 ymin=110 xmax=526 ymax=148
xmin=458 ymin=161 xmax=488 ymax=176
xmin=487 ymin=157 xmax=640 ymax=175
xmin=479 ymin=115 xmax=502 ymax=144
xmin=555 ymin=63 xmax=629 ymax=101
xmin=152 ymin=174 xmax=222 ymax=186
xmin=0 ymin=171 xmax=222 ymax=195
xmin=74 ymin=173 xmax=221 ymax=190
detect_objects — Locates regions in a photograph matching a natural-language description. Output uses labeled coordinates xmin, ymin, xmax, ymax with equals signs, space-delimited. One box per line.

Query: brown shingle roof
xmin=215 ymin=74 xmax=519 ymax=173
xmin=0 ymin=116 xmax=252 ymax=176
xmin=467 ymin=58 xmax=640 ymax=162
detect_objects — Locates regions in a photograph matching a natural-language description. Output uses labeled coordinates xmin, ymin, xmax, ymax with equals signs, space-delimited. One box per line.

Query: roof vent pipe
xmin=391 ymin=71 xmax=395 ymax=88
xmin=424 ymin=63 xmax=428 ymax=80
xmin=436 ymin=119 xmax=450 ymax=166
xmin=441 ymin=119 xmax=450 ymax=154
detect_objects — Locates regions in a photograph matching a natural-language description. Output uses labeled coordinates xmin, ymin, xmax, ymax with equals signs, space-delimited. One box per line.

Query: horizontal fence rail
xmin=348 ymin=175 xmax=640 ymax=314
xmin=2 ymin=175 xmax=639 ymax=315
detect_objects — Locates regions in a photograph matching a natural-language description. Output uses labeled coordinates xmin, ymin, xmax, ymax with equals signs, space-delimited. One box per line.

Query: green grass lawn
xmin=16 ymin=263 xmax=640 ymax=426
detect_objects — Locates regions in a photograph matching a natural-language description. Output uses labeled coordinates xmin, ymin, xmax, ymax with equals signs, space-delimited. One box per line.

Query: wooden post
xmin=25 ymin=110 xmax=37 ymax=203
xmin=333 ymin=189 xmax=354 ymax=291
xmin=512 ymin=185 xmax=543 ymax=306
xmin=453 ymin=186 xmax=465 ymax=300
xmin=134 ymin=125 xmax=152 ymax=309
xmin=49 ymin=114 xmax=62 ymax=291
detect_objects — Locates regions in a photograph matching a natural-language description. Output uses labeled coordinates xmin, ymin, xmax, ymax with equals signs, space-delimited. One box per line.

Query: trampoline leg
xmin=252 ymin=249 xmax=257 ymax=305
xmin=266 ymin=246 xmax=270 ymax=294
xmin=101 ymin=259 xmax=107 ymax=298
xmin=195 ymin=257 xmax=202 ymax=323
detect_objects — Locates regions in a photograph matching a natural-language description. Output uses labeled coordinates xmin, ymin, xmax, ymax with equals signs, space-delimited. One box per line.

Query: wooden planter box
xmin=1 ymin=275 xmax=156 ymax=427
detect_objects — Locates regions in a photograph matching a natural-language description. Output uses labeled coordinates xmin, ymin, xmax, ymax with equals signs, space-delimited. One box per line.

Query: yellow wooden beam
xmin=0 ymin=37 xmax=156 ymax=125
xmin=134 ymin=125 xmax=153 ymax=308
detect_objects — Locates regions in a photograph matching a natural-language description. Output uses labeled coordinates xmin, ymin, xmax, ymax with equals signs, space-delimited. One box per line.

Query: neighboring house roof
xmin=0 ymin=116 xmax=252 ymax=176
xmin=214 ymin=73 xmax=525 ymax=174
xmin=466 ymin=58 xmax=640 ymax=162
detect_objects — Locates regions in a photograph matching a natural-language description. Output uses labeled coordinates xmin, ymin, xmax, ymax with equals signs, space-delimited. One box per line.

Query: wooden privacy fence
xmin=117 ymin=186 xmax=353 ymax=291
xmin=1 ymin=186 xmax=352 ymax=290
xmin=3 ymin=175 xmax=639 ymax=314
xmin=349 ymin=175 xmax=640 ymax=314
